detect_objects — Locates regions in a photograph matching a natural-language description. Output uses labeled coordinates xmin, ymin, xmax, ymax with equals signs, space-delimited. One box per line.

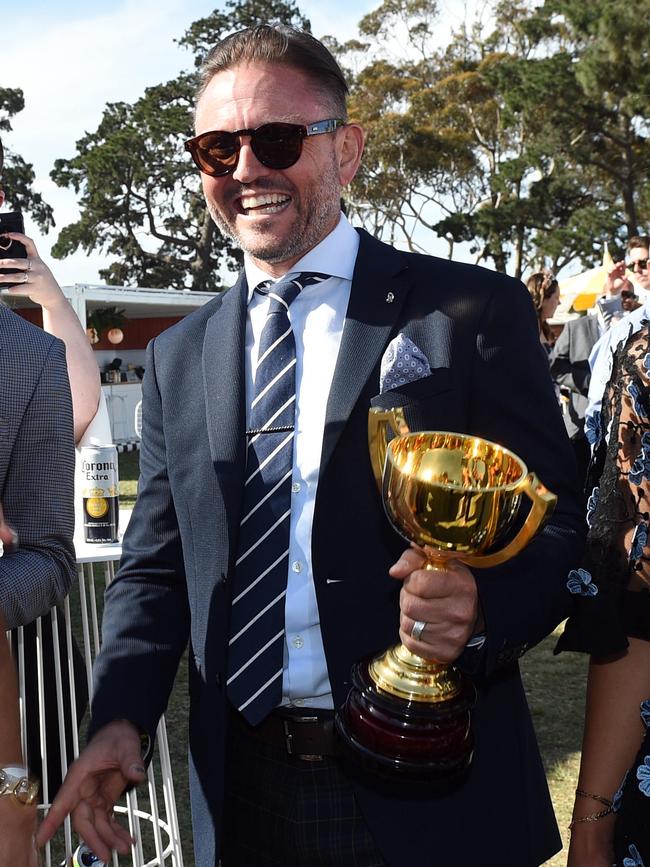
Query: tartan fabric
xmin=221 ymin=715 xmax=387 ymax=867
xmin=227 ymin=273 xmax=327 ymax=724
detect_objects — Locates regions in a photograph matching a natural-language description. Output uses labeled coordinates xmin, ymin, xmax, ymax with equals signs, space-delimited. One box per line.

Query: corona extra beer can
xmin=71 ymin=844 xmax=105 ymax=866
xmin=79 ymin=445 xmax=119 ymax=543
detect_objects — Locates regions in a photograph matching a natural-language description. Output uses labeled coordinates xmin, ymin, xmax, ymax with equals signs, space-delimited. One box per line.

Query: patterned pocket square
xmin=380 ymin=334 xmax=432 ymax=394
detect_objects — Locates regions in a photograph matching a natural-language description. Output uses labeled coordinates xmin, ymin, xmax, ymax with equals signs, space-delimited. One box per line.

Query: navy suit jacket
xmin=0 ymin=305 xmax=75 ymax=627
xmin=91 ymin=230 xmax=585 ymax=867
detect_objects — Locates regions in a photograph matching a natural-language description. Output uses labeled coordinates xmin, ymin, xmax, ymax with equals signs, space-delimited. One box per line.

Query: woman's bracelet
xmin=575 ymin=788 xmax=613 ymax=808
xmin=568 ymin=805 xmax=614 ymax=829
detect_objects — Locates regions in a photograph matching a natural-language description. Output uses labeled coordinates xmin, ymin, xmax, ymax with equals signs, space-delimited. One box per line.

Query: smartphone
xmin=0 ymin=211 xmax=27 ymax=288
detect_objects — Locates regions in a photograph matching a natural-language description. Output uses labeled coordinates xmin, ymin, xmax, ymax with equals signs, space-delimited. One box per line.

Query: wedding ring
xmin=411 ymin=620 xmax=427 ymax=641
xmin=26 ymin=258 xmax=32 ymax=271
xmin=22 ymin=270 xmax=29 ymax=283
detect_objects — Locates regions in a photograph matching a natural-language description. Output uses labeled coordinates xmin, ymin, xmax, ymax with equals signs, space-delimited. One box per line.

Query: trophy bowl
xmin=385 ymin=431 xmax=529 ymax=557
xmin=335 ymin=408 xmax=556 ymax=780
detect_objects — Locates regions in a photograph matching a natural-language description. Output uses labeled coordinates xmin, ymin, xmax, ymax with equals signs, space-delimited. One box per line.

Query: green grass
xmin=521 ymin=630 xmax=588 ymax=866
xmin=118 ymin=450 xmax=140 ymax=507
xmin=117 ymin=453 xmax=587 ymax=866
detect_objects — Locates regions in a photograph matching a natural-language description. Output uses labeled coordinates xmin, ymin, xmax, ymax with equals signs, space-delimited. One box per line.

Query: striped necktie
xmin=227 ymin=271 xmax=328 ymax=725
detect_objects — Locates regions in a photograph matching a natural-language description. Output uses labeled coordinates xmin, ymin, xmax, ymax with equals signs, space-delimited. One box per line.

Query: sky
xmin=2 ymin=0 xmax=483 ymax=287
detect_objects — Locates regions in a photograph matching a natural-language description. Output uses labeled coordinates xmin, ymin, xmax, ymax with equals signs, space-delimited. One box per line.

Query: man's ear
xmin=337 ymin=123 xmax=365 ymax=187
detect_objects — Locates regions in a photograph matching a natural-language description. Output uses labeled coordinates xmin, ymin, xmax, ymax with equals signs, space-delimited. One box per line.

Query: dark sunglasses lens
xmin=628 ymin=258 xmax=649 ymax=271
xmin=193 ymin=132 xmax=240 ymax=176
xmin=252 ymin=123 xmax=304 ymax=169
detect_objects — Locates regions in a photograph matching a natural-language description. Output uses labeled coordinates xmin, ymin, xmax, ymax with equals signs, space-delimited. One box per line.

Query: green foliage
xmin=178 ymin=0 xmax=310 ymax=66
xmin=50 ymin=72 xmax=240 ymax=290
xmin=50 ymin=0 xmax=309 ymax=291
xmin=9 ymin=0 xmax=650 ymax=281
xmin=0 ymin=86 xmax=55 ymax=231
xmin=335 ymin=0 xmax=650 ymax=276
xmin=86 ymin=306 xmax=126 ymax=341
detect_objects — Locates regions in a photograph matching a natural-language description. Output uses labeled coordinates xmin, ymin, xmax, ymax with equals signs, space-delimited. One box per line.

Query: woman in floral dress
xmin=558 ymin=320 xmax=650 ymax=867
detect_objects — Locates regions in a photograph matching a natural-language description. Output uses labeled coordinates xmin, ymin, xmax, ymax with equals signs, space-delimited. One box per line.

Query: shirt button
xmin=291 ymin=481 xmax=301 ymax=493
xmin=292 ymin=561 xmax=302 ymax=573
xmin=293 ymin=635 xmax=304 ymax=649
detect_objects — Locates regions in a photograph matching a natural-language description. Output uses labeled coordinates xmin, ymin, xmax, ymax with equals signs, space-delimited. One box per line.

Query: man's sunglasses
xmin=626 ymin=258 xmax=649 ymax=272
xmin=184 ymin=118 xmax=345 ymax=177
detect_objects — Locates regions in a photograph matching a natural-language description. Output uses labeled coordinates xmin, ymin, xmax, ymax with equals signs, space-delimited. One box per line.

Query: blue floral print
xmin=585 ymin=410 xmax=602 ymax=447
xmin=641 ymin=700 xmax=650 ymax=729
xmin=567 ymin=568 xmax=598 ymax=597
xmin=644 ymin=352 xmax=650 ymax=374
xmin=628 ymin=382 xmax=648 ymax=420
xmin=631 ymin=522 xmax=649 ymax=561
xmin=613 ymin=770 xmax=629 ymax=812
xmin=623 ymin=843 xmax=645 ymax=867
xmin=586 ymin=486 xmax=599 ymax=528
xmin=630 ymin=432 xmax=650 ymax=486
xmin=637 ymin=756 xmax=650 ymax=796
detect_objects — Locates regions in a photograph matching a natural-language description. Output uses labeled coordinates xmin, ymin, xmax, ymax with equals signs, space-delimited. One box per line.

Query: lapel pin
xmin=385 ymin=292 xmax=395 ymax=303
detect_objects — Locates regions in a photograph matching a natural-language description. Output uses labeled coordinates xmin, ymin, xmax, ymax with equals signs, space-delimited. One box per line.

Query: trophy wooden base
xmin=335 ymin=655 xmax=475 ymax=781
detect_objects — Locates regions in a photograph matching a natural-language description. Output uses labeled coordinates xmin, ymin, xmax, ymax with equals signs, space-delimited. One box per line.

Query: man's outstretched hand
xmin=36 ymin=720 xmax=147 ymax=863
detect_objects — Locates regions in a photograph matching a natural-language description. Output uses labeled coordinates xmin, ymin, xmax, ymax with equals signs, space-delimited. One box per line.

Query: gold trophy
xmin=335 ymin=407 xmax=557 ymax=780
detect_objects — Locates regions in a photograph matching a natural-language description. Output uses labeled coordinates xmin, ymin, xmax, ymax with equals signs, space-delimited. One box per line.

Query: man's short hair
xmin=628 ymin=235 xmax=650 ymax=252
xmin=197 ymin=25 xmax=349 ymax=120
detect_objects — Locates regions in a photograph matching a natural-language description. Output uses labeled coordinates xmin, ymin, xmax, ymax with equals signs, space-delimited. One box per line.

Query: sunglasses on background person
xmin=626 ymin=258 xmax=649 ymax=272
xmin=621 ymin=290 xmax=638 ymax=300
xmin=185 ymin=119 xmax=345 ymax=177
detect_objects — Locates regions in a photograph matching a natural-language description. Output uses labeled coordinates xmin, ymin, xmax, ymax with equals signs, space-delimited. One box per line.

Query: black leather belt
xmin=229 ymin=707 xmax=340 ymax=762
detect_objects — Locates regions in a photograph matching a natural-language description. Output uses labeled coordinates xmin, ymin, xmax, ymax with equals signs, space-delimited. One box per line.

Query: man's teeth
xmin=240 ymin=193 xmax=290 ymax=212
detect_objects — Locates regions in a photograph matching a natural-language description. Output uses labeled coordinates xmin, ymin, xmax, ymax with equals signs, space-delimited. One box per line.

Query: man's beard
xmin=206 ymin=155 xmax=341 ymax=265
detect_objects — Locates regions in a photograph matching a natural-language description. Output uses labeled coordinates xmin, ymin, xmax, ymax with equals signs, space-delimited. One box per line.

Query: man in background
xmin=550 ymin=248 xmax=638 ymax=487
xmin=586 ymin=236 xmax=650 ymax=435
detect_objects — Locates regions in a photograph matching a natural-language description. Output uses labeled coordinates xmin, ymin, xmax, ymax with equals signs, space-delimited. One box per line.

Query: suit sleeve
xmin=0 ymin=339 xmax=75 ymax=628
xmin=465 ymin=277 xmax=586 ymax=676
xmin=549 ymin=321 xmax=591 ymax=397
xmin=89 ymin=338 xmax=190 ymax=743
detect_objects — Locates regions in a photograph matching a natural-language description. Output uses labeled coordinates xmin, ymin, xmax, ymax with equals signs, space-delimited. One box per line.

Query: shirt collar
xmin=244 ymin=213 xmax=359 ymax=302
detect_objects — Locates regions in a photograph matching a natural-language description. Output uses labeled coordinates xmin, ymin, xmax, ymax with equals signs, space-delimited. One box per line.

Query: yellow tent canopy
xmin=558 ymin=247 xmax=614 ymax=313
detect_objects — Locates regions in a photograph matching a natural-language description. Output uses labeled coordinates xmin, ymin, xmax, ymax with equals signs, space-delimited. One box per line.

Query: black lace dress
xmin=556 ymin=321 xmax=650 ymax=867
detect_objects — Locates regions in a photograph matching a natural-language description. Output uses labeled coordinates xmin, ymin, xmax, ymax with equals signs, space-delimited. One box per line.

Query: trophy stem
xmin=368 ymin=643 xmax=465 ymax=702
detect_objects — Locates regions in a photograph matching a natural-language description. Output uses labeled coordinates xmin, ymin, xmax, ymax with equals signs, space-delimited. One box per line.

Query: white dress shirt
xmin=243 ymin=214 xmax=360 ymax=709
xmin=586 ymin=300 xmax=650 ymax=431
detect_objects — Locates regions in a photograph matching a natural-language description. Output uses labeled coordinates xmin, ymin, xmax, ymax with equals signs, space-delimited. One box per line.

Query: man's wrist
xmin=109 ymin=719 xmax=152 ymax=762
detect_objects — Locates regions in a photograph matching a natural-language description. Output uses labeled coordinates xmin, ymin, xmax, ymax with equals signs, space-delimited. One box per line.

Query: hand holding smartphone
xmin=0 ymin=211 xmax=27 ymax=288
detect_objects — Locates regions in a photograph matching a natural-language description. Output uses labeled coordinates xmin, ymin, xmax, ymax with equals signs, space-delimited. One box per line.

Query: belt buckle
xmin=283 ymin=715 xmax=324 ymax=761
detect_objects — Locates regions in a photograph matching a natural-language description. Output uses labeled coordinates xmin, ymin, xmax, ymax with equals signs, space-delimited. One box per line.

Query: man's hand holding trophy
xmin=335 ymin=407 xmax=557 ymax=781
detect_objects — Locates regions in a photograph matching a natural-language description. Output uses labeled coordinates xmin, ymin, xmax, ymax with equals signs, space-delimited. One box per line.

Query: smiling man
xmin=38 ymin=25 xmax=585 ymax=867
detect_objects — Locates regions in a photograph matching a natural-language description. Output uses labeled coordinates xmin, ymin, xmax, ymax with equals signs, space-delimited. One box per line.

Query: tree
xmin=0 ymin=86 xmax=55 ymax=231
xmin=338 ymin=0 xmax=650 ymax=276
xmin=523 ymin=0 xmax=650 ymax=243
xmin=50 ymin=0 xmax=310 ymax=291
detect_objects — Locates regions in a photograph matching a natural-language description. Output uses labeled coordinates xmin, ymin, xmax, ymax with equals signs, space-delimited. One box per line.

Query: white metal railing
xmin=10 ymin=557 xmax=183 ymax=867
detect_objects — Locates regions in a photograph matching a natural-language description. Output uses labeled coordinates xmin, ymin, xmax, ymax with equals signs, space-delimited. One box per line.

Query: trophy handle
xmin=460 ymin=473 xmax=557 ymax=568
xmin=368 ymin=407 xmax=410 ymax=492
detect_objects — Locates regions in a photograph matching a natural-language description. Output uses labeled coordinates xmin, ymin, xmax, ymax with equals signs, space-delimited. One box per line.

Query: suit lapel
xmin=203 ymin=274 xmax=248 ymax=510
xmin=320 ymin=230 xmax=411 ymax=473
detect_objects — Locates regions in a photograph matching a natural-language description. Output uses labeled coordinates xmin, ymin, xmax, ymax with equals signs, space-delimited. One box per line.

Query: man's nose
xmin=232 ymin=137 xmax=271 ymax=183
